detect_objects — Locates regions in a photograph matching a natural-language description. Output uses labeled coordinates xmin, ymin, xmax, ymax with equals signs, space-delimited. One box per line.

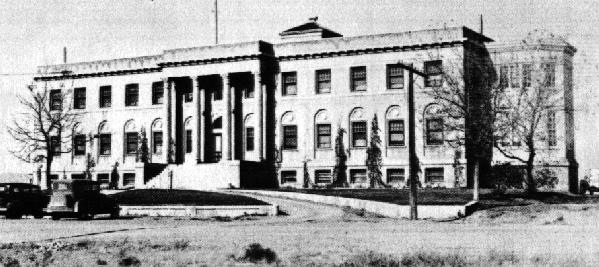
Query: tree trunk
xmin=525 ymin=162 xmax=536 ymax=193
xmin=45 ymin=156 xmax=52 ymax=190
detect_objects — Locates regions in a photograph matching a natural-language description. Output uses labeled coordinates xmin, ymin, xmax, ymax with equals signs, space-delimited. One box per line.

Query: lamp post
xmin=396 ymin=61 xmax=427 ymax=220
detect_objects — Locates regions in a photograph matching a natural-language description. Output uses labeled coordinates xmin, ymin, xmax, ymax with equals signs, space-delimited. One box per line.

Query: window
xmin=282 ymin=125 xmax=297 ymax=150
xmin=316 ymin=124 xmax=331 ymax=149
xmin=547 ymin=111 xmax=557 ymax=147
xmin=123 ymin=173 xmax=135 ymax=187
xmin=351 ymin=121 xmax=367 ymax=147
xmin=350 ymin=169 xmax=367 ymax=183
xmin=153 ymin=131 xmax=163 ymax=154
xmin=125 ymin=132 xmax=138 ymax=155
xmin=73 ymin=134 xmax=86 ymax=156
xmin=50 ymin=175 xmax=59 ymax=182
xmin=315 ymin=170 xmax=332 ymax=184
xmin=50 ymin=136 xmax=60 ymax=156
xmin=350 ymin=66 xmax=367 ymax=91
xmin=315 ymin=69 xmax=331 ymax=94
xmin=425 ymin=168 xmax=444 ymax=183
xmin=245 ymin=85 xmax=254 ymax=98
xmin=387 ymin=169 xmax=405 ymax=183
xmin=542 ymin=63 xmax=555 ymax=87
xmin=71 ymin=174 xmax=85 ymax=180
xmin=184 ymin=88 xmax=193 ymax=103
xmin=388 ymin=120 xmax=405 ymax=146
xmin=282 ymin=72 xmax=297 ymax=96
xmin=246 ymin=127 xmax=254 ymax=151
xmin=424 ymin=60 xmax=443 ymax=87
xmin=387 ymin=64 xmax=404 ymax=89
xmin=50 ymin=89 xmax=62 ymax=111
xmin=186 ymin=130 xmax=192 ymax=153
xmin=281 ymin=171 xmax=297 ymax=183
xmin=99 ymin=134 xmax=111 ymax=155
xmin=425 ymin=118 xmax=444 ymax=145
xmin=125 ymin=84 xmax=139 ymax=106
xmin=73 ymin=87 xmax=86 ymax=109
xmin=213 ymin=87 xmax=223 ymax=100
xmin=99 ymin=86 xmax=111 ymax=108
xmin=97 ymin=173 xmax=109 ymax=184
xmin=499 ymin=65 xmax=509 ymax=88
xmin=152 ymin=82 xmax=164 ymax=105
xmin=509 ymin=64 xmax=520 ymax=88
xmin=522 ymin=64 xmax=532 ymax=87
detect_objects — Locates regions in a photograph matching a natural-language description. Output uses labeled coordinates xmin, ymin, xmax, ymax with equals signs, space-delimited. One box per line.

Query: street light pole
xmin=396 ymin=62 xmax=427 ymax=220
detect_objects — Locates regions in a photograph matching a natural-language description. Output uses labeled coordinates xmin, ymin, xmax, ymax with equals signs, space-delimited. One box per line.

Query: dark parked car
xmin=0 ymin=183 xmax=49 ymax=219
xmin=47 ymin=180 xmax=120 ymax=220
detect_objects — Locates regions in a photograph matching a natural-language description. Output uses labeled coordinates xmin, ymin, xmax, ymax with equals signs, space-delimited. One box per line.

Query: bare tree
xmin=7 ymin=82 xmax=81 ymax=189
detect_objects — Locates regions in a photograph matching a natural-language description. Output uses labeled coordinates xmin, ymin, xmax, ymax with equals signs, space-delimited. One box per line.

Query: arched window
xmin=386 ymin=106 xmax=405 ymax=147
xmin=424 ymin=104 xmax=444 ymax=146
xmin=151 ymin=119 xmax=163 ymax=154
xmin=244 ymin=114 xmax=255 ymax=152
xmin=184 ymin=117 xmax=193 ymax=154
xmin=124 ymin=119 xmax=138 ymax=155
xmin=349 ymin=108 xmax=367 ymax=148
xmin=281 ymin=111 xmax=297 ymax=150
xmin=98 ymin=121 xmax=111 ymax=156
xmin=314 ymin=109 xmax=331 ymax=149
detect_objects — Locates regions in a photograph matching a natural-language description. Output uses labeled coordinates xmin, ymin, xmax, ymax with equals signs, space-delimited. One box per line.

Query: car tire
xmin=110 ymin=208 xmax=120 ymax=219
xmin=5 ymin=202 xmax=23 ymax=219
xmin=33 ymin=209 xmax=44 ymax=219
xmin=75 ymin=201 xmax=93 ymax=220
xmin=51 ymin=214 xmax=61 ymax=220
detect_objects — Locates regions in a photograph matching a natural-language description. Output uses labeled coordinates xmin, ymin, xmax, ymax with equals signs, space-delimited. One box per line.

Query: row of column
xmin=162 ymin=72 xmax=265 ymax=164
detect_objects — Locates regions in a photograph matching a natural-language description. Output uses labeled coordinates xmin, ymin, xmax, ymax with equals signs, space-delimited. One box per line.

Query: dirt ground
xmin=1 ymin=195 xmax=599 ymax=266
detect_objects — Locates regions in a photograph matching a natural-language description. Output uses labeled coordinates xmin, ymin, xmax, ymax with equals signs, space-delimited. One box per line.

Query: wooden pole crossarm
xmin=396 ymin=61 xmax=428 ymax=78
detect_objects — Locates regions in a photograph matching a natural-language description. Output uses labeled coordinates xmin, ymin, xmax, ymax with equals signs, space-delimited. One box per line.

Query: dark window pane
xmin=351 ymin=121 xmax=367 ymax=147
xmin=424 ymin=60 xmax=443 ymax=87
xmin=281 ymin=171 xmax=297 ymax=183
xmin=73 ymin=134 xmax=86 ymax=156
xmin=74 ymin=87 xmax=86 ymax=109
xmin=153 ymin=131 xmax=163 ymax=154
xmin=388 ymin=120 xmax=405 ymax=146
xmin=282 ymin=72 xmax=297 ymax=96
xmin=50 ymin=90 xmax=62 ymax=111
xmin=315 ymin=170 xmax=332 ymax=184
xmin=387 ymin=169 xmax=405 ymax=183
xmin=186 ymin=130 xmax=192 ymax=153
xmin=282 ymin=125 xmax=297 ymax=150
xmin=351 ymin=66 xmax=367 ymax=91
xmin=123 ymin=173 xmax=135 ymax=186
xmin=126 ymin=132 xmax=138 ymax=154
xmin=426 ymin=118 xmax=444 ymax=145
xmin=125 ymin=84 xmax=139 ymax=106
xmin=316 ymin=124 xmax=331 ymax=148
xmin=50 ymin=136 xmax=61 ymax=156
xmin=246 ymin=127 xmax=254 ymax=151
xmin=542 ymin=63 xmax=555 ymax=87
xmin=547 ymin=111 xmax=557 ymax=147
xmin=522 ymin=64 xmax=532 ymax=87
xmin=152 ymin=82 xmax=164 ymax=105
xmin=387 ymin=64 xmax=404 ymax=89
xmin=316 ymin=69 xmax=331 ymax=94
xmin=499 ymin=65 xmax=509 ymax=88
xmin=350 ymin=169 xmax=367 ymax=183
xmin=100 ymin=86 xmax=112 ymax=108
xmin=99 ymin=134 xmax=111 ymax=155
xmin=425 ymin=168 xmax=444 ymax=183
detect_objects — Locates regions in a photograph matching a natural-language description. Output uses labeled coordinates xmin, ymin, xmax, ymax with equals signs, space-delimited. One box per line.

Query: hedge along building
xmin=32 ymin=20 xmax=562 ymax=190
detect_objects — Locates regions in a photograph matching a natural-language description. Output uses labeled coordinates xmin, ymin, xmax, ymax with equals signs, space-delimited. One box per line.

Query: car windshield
xmin=53 ymin=183 xmax=71 ymax=191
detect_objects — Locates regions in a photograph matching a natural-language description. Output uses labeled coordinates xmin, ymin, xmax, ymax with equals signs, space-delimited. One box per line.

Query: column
xmin=262 ymin=84 xmax=267 ymax=160
xmin=162 ymin=78 xmax=171 ymax=163
xmin=231 ymin=86 xmax=236 ymax=160
xmin=199 ymin=89 xmax=206 ymax=162
xmin=192 ymin=76 xmax=200 ymax=163
xmin=254 ymin=72 xmax=264 ymax=161
xmin=170 ymin=80 xmax=178 ymax=163
xmin=222 ymin=73 xmax=232 ymax=161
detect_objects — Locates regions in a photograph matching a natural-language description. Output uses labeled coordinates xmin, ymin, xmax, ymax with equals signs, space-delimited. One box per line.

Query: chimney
xmin=63 ymin=47 xmax=67 ymax=64
xmin=479 ymin=15 xmax=484 ymax=35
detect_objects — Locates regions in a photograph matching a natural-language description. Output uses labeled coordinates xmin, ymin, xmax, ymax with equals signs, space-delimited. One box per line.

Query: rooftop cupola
xmin=279 ymin=17 xmax=343 ymax=42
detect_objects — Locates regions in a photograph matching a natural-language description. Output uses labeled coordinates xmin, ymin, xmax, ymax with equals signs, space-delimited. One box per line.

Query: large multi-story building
xmin=32 ymin=21 xmax=576 ymax=191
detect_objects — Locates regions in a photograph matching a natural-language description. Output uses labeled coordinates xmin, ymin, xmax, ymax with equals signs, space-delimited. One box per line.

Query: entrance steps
xmin=142 ymin=161 xmax=241 ymax=190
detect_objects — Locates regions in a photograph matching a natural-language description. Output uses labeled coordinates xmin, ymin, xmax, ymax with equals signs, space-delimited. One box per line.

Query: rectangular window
xmin=73 ymin=134 xmax=86 ymax=156
xmin=315 ymin=170 xmax=332 ymax=184
xmin=281 ymin=171 xmax=297 ymax=183
xmin=509 ymin=64 xmax=520 ymax=88
xmin=388 ymin=120 xmax=405 ymax=146
xmin=123 ymin=173 xmax=135 ymax=187
xmin=425 ymin=168 xmax=444 ymax=183
xmin=547 ymin=111 xmax=557 ymax=147
xmin=499 ymin=65 xmax=509 ymax=88
xmin=73 ymin=87 xmax=86 ymax=109
xmin=522 ymin=64 xmax=532 ymax=87
xmin=245 ymin=85 xmax=254 ymax=98
xmin=542 ymin=62 xmax=555 ymax=87
xmin=246 ymin=127 xmax=254 ymax=151
xmin=99 ymin=86 xmax=112 ymax=108
xmin=425 ymin=118 xmax=444 ymax=145
xmin=213 ymin=87 xmax=223 ymax=101
xmin=351 ymin=121 xmax=367 ymax=147
xmin=316 ymin=124 xmax=331 ymax=149
xmin=387 ymin=64 xmax=404 ymax=89
xmin=97 ymin=173 xmax=110 ymax=184
xmin=350 ymin=66 xmax=367 ymax=91
xmin=50 ymin=136 xmax=60 ymax=156
xmin=315 ymin=69 xmax=331 ymax=94
xmin=153 ymin=131 xmax=163 ymax=154
xmin=184 ymin=88 xmax=193 ymax=103
xmin=186 ymin=130 xmax=192 ymax=153
xmin=99 ymin=134 xmax=111 ymax=155
xmin=71 ymin=174 xmax=86 ymax=180
xmin=125 ymin=132 xmax=138 ymax=155
xmin=125 ymin=84 xmax=139 ymax=106
xmin=282 ymin=125 xmax=298 ymax=150
xmin=282 ymin=72 xmax=297 ymax=96
xmin=424 ymin=60 xmax=443 ymax=87
xmin=50 ymin=89 xmax=62 ymax=111
xmin=387 ymin=169 xmax=405 ymax=183
xmin=350 ymin=169 xmax=367 ymax=183
xmin=152 ymin=82 xmax=164 ymax=105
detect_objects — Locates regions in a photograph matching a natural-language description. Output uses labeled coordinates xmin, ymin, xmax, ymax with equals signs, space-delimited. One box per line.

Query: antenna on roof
xmin=309 ymin=16 xmax=318 ymax=22
xmin=479 ymin=14 xmax=484 ymax=35
xmin=63 ymin=47 xmax=67 ymax=64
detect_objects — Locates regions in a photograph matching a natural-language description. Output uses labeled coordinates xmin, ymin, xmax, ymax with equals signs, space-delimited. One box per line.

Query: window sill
xmin=315 ymin=148 xmax=333 ymax=151
xmin=99 ymin=154 xmax=111 ymax=157
xmin=282 ymin=149 xmax=299 ymax=152
xmin=350 ymin=147 xmax=367 ymax=149
xmin=388 ymin=145 xmax=406 ymax=148
xmin=424 ymin=144 xmax=444 ymax=147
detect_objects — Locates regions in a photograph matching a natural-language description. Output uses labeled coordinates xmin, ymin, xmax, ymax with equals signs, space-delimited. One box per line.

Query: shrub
xmin=534 ymin=168 xmax=558 ymax=189
xmin=0 ymin=255 xmax=20 ymax=267
xmin=400 ymin=251 xmax=467 ymax=267
xmin=239 ymin=243 xmax=278 ymax=264
xmin=337 ymin=251 xmax=402 ymax=267
xmin=118 ymin=255 xmax=141 ymax=267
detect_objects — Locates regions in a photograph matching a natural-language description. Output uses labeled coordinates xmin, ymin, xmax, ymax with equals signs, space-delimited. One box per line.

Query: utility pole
xmin=214 ymin=0 xmax=219 ymax=44
xmin=396 ymin=61 xmax=427 ymax=220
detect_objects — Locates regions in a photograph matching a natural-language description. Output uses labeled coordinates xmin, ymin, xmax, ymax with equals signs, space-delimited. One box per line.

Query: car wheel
xmin=110 ymin=208 xmax=120 ymax=219
xmin=5 ymin=202 xmax=23 ymax=219
xmin=33 ymin=209 xmax=44 ymax=219
xmin=51 ymin=214 xmax=61 ymax=220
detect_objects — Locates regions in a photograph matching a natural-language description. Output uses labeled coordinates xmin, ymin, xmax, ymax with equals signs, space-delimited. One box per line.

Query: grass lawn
xmin=268 ymin=188 xmax=595 ymax=207
xmin=111 ymin=189 xmax=269 ymax=206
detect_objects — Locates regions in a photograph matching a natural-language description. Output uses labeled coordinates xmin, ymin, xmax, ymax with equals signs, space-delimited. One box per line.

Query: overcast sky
xmin=0 ymin=0 xmax=598 ymax=174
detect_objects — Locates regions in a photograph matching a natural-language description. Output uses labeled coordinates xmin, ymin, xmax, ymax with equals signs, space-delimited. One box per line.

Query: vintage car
xmin=47 ymin=180 xmax=120 ymax=220
xmin=0 ymin=183 xmax=49 ymax=219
